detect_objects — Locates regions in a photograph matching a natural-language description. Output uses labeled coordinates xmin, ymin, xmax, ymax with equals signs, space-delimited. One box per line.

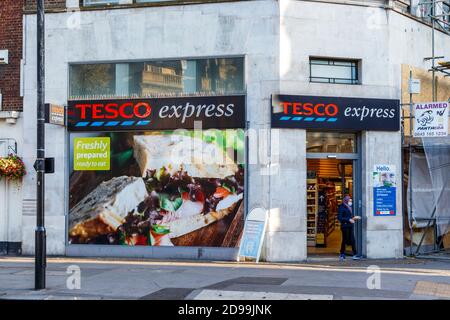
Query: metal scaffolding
xmin=420 ymin=0 xmax=450 ymax=99
xmin=406 ymin=1 xmax=450 ymax=257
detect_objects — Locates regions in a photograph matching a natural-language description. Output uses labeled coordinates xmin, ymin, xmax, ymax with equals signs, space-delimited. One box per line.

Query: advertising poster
xmin=414 ymin=101 xmax=449 ymax=137
xmin=73 ymin=137 xmax=110 ymax=171
xmin=68 ymin=130 xmax=245 ymax=247
xmin=239 ymin=221 xmax=265 ymax=258
xmin=238 ymin=208 xmax=268 ymax=262
xmin=373 ymin=164 xmax=396 ymax=216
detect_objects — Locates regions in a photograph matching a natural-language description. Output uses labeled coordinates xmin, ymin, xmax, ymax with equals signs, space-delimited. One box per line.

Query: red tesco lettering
xmin=75 ymin=102 xmax=152 ymax=120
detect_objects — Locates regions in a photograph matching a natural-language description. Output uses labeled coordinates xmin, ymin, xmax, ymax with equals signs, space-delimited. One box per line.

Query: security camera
xmin=0 ymin=50 xmax=9 ymax=65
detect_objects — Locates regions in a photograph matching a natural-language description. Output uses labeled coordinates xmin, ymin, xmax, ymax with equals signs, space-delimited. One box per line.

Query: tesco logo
xmin=75 ymin=102 xmax=152 ymax=120
xmin=281 ymin=102 xmax=339 ymax=117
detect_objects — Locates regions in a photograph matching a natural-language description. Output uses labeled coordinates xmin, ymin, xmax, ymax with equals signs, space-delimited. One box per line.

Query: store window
xmin=83 ymin=0 xmax=120 ymax=6
xmin=83 ymin=0 xmax=177 ymax=6
xmin=310 ymin=58 xmax=360 ymax=85
xmin=306 ymin=132 xmax=356 ymax=153
xmin=69 ymin=57 xmax=244 ymax=99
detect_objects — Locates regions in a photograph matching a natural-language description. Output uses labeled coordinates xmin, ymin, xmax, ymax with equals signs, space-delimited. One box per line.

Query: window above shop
xmin=69 ymin=57 xmax=244 ymax=100
xmin=306 ymin=132 xmax=356 ymax=153
xmin=83 ymin=0 xmax=120 ymax=6
xmin=309 ymin=58 xmax=360 ymax=85
xmin=82 ymin=0 xmax=188 ymax=6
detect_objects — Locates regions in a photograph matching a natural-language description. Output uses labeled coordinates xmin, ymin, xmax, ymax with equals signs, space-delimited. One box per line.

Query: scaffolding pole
xmin=410 ymin=0 xmax=450 ymax=256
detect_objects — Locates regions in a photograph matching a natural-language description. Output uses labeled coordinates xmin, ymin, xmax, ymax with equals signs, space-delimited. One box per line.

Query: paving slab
xmin=192 ymin=289 xmax=334 ymax=300
xmin=1 ymin=257 xmax=450 ymax=300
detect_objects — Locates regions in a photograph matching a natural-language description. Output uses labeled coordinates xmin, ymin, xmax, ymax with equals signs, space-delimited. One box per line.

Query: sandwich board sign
xmin=413 ymin=101 xmax=449 ymax=137
xmin=238 ymin=207 xmax=268 ymax=263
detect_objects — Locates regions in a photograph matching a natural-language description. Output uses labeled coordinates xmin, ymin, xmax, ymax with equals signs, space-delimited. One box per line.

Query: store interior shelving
xmin=307 ymin=178 xmax=318 ymax=247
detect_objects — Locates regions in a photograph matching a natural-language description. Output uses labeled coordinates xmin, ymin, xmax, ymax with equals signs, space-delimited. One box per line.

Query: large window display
xmin=67 ymin=95 xmax=246 ymax=248
xmin=69 ymin=57 xmax=245 ymax=99
xmin=68 ymin=130 xmax=245 ymax=247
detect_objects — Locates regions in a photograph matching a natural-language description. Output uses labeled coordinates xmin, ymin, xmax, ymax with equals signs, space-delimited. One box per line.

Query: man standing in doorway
xmin=338 ymin=195 xmax=361 ymax=261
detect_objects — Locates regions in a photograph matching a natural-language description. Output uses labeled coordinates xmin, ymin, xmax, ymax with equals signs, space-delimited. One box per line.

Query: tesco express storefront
xmin=65 ymin=58 xmax=250 ymax=260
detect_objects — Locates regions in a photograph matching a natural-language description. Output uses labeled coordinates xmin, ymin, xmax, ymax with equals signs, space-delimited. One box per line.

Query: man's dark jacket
xmin=338 ymin=203 xmax=353 ymax=229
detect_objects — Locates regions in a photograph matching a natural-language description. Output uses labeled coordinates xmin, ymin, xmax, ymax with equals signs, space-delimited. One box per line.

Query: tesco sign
xmin=68 ymin=95 xmax=246 ymax=131
xmin=75 ymin=102 xmax=152 ymax=120
xmin=280 ymin=102 xmax=339 ymax=117
xmin=272 ymin=94 xmax=400 ymax=131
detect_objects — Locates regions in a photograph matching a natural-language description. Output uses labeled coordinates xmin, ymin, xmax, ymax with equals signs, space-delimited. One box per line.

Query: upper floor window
xmin=306 ymin=132 xmax=356 ymax=153
xmin=69 ymin=57 xmax=244 ymax=99
xmin=83 ymin=0 xmax=120 ymax=6
xmin=83 ymin=0 xmax=176 ymax=6
xmin=309 ymin=58 xmax=360 ymax=85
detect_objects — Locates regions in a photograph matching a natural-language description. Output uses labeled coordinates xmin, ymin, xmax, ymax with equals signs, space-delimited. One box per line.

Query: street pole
xmin=35 ymin=0 xmax=46 ymax=290
xmin=432 ymin=0 xmax=436 ymax=102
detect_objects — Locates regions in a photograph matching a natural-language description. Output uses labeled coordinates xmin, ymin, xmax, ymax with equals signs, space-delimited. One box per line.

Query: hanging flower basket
xmin=0 ymin=154 xmax=26 ymax=181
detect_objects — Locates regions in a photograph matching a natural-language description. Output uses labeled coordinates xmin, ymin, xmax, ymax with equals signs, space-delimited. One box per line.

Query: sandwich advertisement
xmin=68 ymin=95 xmax=246 ymax=248
xmin=68 ymin=129 xmax=245 ymax=247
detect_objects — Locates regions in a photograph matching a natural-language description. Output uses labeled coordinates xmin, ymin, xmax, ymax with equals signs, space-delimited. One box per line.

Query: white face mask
xmin=348 ymin=201 xmax=353 ymax=207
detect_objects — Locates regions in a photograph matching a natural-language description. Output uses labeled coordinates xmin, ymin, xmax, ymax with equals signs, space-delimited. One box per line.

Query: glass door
xmin=306 ymin=131 xmax=362 ymax=257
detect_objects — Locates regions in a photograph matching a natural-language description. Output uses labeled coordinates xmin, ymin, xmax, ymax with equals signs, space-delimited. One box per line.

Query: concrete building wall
xmin=21 ymin=0 xmax=279 ymax=255
xmin=20 ymin=0 xmax=450 ymax=260
xmin=0 ymin=0 xmax=25 ymax=255
xmin=266 ymin=0 xmax=450 ymax=261
xmin=361 ymin=131 xmax=403 ymax=259
xmin=0 ymin=119 xmax=24 ymax=254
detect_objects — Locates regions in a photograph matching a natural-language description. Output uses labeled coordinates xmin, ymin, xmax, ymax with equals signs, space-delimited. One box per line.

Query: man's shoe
xmin=352 ymin=255 xmax=361 ymax=260
xmin=339 ymin=254 xmax=346 ymax=261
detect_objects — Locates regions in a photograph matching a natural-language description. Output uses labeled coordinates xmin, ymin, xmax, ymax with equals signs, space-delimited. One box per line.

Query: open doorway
xmin=307 ymin=159 xmax=354 ymax=255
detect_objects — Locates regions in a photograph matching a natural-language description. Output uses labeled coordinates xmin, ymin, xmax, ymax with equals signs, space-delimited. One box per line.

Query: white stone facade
xmin=16 ymin=0 xmax=450 ymax=261
xmin=0 ymin=118 xmax=24 ymax=253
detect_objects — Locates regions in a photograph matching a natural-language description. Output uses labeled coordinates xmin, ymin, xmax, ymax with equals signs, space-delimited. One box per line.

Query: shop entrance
xmin=305 ymin=132 xmax=362 ymax=257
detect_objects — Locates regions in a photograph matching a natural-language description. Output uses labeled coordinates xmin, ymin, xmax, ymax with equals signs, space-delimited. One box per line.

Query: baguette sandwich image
xmin=68 ymin=134 xmax=244 ymax=246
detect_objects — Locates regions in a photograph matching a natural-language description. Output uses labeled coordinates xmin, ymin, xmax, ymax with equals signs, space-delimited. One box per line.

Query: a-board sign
xmin=238 ymin=207 xmax=268 ymax=263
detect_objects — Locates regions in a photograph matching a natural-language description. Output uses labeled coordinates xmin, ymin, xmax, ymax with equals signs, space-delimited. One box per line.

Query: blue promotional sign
xmin=373 ymin=187 xmax=396 ymax=216
xmin=238 ymin=208 xmax=268 ymax=262
xmin=239 ymin=221 xmax=265 ymax=258
xmin=373 ymin=164 xmax=397 ymax=216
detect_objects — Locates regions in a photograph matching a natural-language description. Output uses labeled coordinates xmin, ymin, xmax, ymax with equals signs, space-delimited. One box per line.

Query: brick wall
xmin=0 ymin=1 xmax=24 ymax=111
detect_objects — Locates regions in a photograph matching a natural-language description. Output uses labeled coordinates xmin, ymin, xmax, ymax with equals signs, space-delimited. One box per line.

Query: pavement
xmin=0 ymin=256 xmax=450 ymax=300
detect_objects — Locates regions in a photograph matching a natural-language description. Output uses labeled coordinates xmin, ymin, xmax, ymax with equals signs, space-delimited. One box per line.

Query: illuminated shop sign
xmin=271 ymin=95 xmax=400 ymax=131
xmin=68 ymin=95 xmax=246 ymax=131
